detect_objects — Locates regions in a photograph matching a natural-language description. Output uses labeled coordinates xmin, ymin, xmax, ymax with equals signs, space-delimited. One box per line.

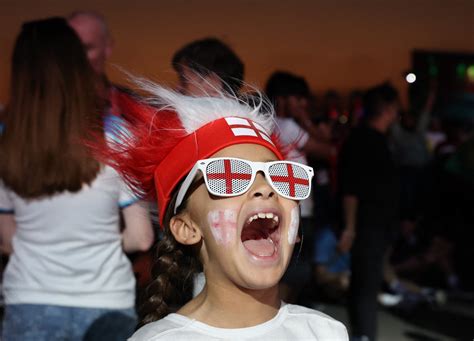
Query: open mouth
xmin=241 ymin=212 xmax=281 ymax=258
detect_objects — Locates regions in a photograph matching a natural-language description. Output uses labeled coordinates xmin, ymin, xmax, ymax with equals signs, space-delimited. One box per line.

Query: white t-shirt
xmin=275 ymin=117 xmax=313 ymax=218
xmin=129 ymin=303 xmax=348 ymax=340
xmin=0 ymin=166 xmax=137 ymax=309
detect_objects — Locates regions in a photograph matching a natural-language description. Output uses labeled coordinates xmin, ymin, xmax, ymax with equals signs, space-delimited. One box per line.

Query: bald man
xmin=68 ymin=11 xmax=112 ymax=77
xmin=68 ymin=10 xmax=139 ymax=117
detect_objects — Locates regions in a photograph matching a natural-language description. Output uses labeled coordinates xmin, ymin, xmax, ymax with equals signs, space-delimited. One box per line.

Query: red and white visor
xmin=154 ymin=117 xmax=284 ymax=224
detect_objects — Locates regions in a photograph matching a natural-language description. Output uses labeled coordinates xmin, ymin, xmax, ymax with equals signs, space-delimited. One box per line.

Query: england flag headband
xmin=154 ymin=116 xmax=283 ymax=224
xmin=99 ymin=80 xmax=285 ymax=226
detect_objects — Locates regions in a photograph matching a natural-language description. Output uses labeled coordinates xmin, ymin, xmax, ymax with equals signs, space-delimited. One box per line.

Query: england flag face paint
xmin=288 ymin=207 xmax=299 ymax=245
xmin=208 ymin=209 xmax=238 ymax=246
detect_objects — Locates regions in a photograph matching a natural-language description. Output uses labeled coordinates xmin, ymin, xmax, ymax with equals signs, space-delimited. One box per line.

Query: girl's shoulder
xmin=129 ymin=305 xmax=348 ymax=341
xmin=283 ymin=303 xmax=346 ymax=324
xmin=128 ymin=314 xmax=196 ymax=341
xmin=281 ymin=304 xmax=348 ymax=339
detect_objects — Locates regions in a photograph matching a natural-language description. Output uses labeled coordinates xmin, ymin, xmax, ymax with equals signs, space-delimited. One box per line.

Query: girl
xmin=0 ymin=18 xmax=153 ymax=340
xmin=99 ymin=80 xmax=348 ymax=340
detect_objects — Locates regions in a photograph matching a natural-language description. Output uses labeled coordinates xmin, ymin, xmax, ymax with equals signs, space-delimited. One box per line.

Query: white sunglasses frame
xmin=174 ymin=157 xmax=314 ymax=213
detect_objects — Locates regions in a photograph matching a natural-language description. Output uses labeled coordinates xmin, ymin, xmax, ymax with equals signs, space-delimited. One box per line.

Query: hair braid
xmin=138 ymin=224 xmax=201 ymax=327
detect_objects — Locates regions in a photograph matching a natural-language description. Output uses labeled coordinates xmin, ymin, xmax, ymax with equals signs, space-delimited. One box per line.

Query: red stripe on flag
xmin=270 ymin=164 xmax=309 ymax=197
xmin=207 ymin=159 xmax=252 ymax=194
xmin=228 ymin=119 xmax=269 ymax=140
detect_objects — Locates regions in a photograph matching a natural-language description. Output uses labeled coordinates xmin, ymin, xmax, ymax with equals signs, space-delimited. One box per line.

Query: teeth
xmin=247 ymin=212 xmax=279 ymax=224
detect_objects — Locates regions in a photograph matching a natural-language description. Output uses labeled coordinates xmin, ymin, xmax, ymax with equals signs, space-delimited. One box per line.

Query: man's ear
xmin=169 ymin=212 xmax=202 ymax=245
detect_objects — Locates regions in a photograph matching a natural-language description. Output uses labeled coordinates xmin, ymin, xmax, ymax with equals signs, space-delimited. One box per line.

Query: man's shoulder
xmin=275 ymin=117 xmax=308 ymax=148
xmin=275 ymin=117 xmax=302 ymax=131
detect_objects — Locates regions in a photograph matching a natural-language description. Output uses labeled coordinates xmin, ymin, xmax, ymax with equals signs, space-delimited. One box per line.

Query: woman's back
xmin=1 ymin=166 xmax=136 ymax=309
xmin=0 ymin=17 xmax=153 ymax=340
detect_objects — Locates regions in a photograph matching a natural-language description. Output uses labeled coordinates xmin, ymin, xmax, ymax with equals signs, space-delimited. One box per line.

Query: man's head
xmin=172 ymin=38 xmax=244 ymax=96
xmin=68 ymin=11 xmax=113 ymax=75
xmin=364 ymin=82 xmax=399 ymax=132
xmin=265 ymin=71 xmax=310 ymax=119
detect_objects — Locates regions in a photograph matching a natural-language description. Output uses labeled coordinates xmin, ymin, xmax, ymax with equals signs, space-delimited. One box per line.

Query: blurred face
xmin=284 ymin=95 xmax=309 ymax=120
xmin=177 ymin=66 xmax=222 ymax=96
xmin=315 ymin=121 xmax=332 ymax=142
xmin=386 ymin=102 xmax=400 ymax=126
xmin=183 ymin=144 xmax=299 ymax=290
xmin=68 ymin=16 xmax=111 ymax=75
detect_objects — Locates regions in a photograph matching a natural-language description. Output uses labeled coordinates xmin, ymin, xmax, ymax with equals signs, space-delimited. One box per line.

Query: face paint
xmin=207 ymin=209 xmax=238 ymax=246
xmin=288 ymin=207 xmax=299 ymax=244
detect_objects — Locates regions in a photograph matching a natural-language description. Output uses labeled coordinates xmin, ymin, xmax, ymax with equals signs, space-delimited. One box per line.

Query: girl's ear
xmin=169 ymin=212 xmax=202 ymax=245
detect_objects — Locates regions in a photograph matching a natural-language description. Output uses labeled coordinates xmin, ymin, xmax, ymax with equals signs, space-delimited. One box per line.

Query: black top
xmin=338 ymin=125 xmax=399 ymax=229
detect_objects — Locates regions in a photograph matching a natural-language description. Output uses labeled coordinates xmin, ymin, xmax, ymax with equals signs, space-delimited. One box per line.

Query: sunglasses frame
xmin=174 ymin=157 xmax=314 ymax=213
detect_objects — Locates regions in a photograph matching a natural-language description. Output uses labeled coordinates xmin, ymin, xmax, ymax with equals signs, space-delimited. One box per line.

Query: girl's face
xmin=183 ymin=143 xmax=299 ymax=290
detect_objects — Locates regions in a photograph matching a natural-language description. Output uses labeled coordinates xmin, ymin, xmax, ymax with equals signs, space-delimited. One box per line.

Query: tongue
xmin=243 ymin=238 xmax=275 ymax=257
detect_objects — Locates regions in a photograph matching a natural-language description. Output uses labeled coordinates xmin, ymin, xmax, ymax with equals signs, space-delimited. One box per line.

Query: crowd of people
xmin=0 ymin=10 xmax=472 ymax=341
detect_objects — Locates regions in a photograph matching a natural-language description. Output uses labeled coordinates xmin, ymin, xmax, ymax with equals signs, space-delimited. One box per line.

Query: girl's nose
xmin=248 ymin=172 xmax=275 ymax=199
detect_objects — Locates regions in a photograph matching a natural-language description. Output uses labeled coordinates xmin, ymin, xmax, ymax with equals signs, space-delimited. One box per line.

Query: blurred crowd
xmin=0 ymin=10 xmax=473 ymax=341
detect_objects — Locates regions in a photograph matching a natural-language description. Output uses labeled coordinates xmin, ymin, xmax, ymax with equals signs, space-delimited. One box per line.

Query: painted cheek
xmin=288 ymin=207 xmax=299 ymax=245
xmin=207 ymin=209 xmax=238 ymax=246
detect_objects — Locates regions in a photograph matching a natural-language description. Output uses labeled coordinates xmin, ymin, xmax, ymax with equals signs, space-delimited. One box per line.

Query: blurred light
xmin=405 ymin=73 xmax=416 ymax=83
xmin=456 ymin=63 xmax=467 ymax=78
xmin=467 ymin=65 xmax=474 ymax=82
xmin=429 ymin=57 xmax=438 ymax=77
xmin=429 ymin=65 xmax=438 ymax=77
xmin=339 ymin=115 xmax=348 ymax=124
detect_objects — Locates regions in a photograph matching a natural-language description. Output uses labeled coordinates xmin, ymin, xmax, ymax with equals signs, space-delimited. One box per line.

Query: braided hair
xmin=138 ymin=191 xmax=201 ymax=327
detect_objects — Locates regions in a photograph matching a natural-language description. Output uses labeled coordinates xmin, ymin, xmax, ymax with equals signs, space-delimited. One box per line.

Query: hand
xmin=338 ymin=229 xmax=355 ymax=253
xmin=339 ymin=272 xmax=350 ymax=290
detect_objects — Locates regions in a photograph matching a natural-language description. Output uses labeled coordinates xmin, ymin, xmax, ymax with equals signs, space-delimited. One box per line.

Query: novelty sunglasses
xmin=175 ymin=157 xmax=314 ymax=213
